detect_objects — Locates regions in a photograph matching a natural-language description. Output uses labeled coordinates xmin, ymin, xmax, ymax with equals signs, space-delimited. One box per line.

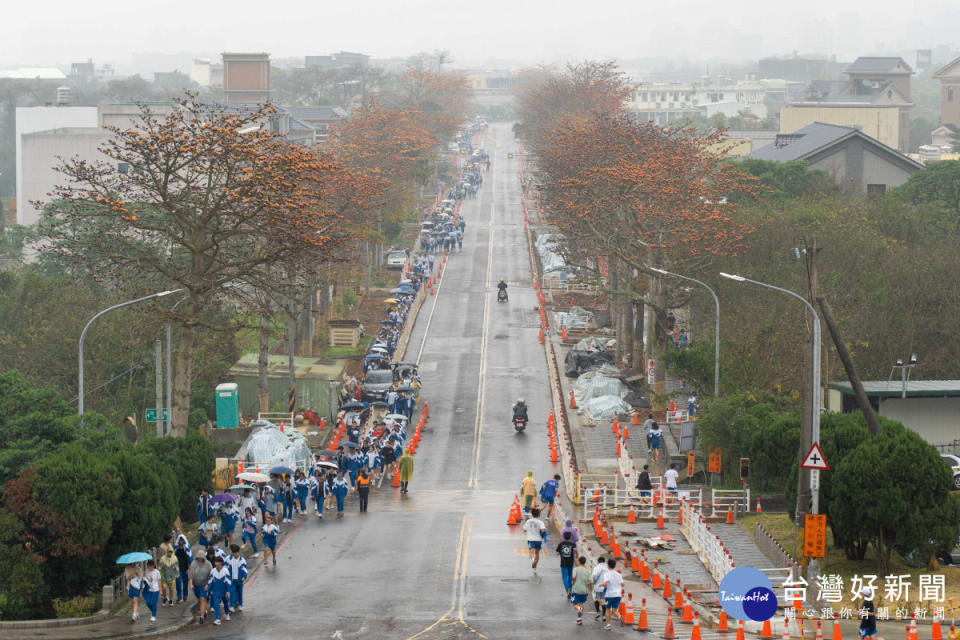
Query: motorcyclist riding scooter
xmin=497 ymin=279 xmax=508 ymax=303
xmin=512 ymin=398 xmax=528 ymax=432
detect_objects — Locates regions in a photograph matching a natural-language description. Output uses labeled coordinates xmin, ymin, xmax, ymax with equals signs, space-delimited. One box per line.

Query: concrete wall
xmin=20 ymin=128 xmax=110 ymax=226
xmin=780 ymin=105 xmax=903 ymax=150
xmin=878 ymin=397 xmax=960 ymax=447
xmin=15 ymin=106 xmax=98 ymax=224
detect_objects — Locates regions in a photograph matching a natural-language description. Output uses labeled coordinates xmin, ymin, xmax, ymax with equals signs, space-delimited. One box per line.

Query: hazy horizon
xmin=7 ymin=0 xmax=960 ymax=72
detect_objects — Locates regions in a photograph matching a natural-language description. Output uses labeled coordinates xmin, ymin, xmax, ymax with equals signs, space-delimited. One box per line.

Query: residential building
xmin=747 ymin=121 xmax=923 ymax=194
xmin=780 ymin=57 xmax=914 ymax=152
xmin=0 ymin=67 xmax=67 ymax=80
xmin=626 ymin=81 xmax=767 ymax=125
xmin=288 ymin=106 xmax=347 ymax=144
xmin=757 ymin=55 xmax=846 ymax=85
xmin=70 ymin=60 xmax=95 ymax=80
xmin=931 ymin=124 xmax=957 ymax=149
xmin=190 ymin=59 xmax=212 ymax=86
xmin=933 ymin=56 xmax=960 ymax=128
xmin=222 ymin=52 xmax=270 ymax=103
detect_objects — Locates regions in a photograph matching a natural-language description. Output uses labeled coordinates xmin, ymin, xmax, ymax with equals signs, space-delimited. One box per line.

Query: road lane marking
xmin=468 ymin=157 xmax=496 ymax=489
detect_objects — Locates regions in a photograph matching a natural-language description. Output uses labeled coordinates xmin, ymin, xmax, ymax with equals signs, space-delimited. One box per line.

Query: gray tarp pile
xmin=564 ymin=348 xmax=613 ymax=378
xmin=573 ymin=367 xmax=633 ymax=420
xmin=534 ymin=234 xmax=568 ymax=274
xmin=244 ymin=421 xmax=312 ymax=471
xmin=571 ymin=336 xmax=608 ymax=351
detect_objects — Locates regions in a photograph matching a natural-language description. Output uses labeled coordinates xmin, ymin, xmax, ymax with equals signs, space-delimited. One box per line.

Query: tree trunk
xmin=170 ymin=321 xmax=197 ymax=437
xmin=623 ymin=295 xmax=635 ymax=372
xmin=612 ymin=265 xmax=623 ymax=361
xmin=258 ymin=311 xmax=270 ymax=414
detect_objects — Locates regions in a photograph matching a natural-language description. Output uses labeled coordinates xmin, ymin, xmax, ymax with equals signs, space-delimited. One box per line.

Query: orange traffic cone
xmin=736 ymin=619 xmax=746 ymax=640
xmin=651 ymin=564 xmax=662 ymax=590
xmin=628 ymin=506 xmax=637 ymax=523
xmin=726 ymin=506 xmax=735 ymax=524
xmin=691 ymin=612 xmax=703 ymax=640
xmin=908 ymin=614 xmax=919 ymax=640
xmin=782 ymin=617 xmax=791 ymax=640
xmin=570 ymin=391 xmax=576 ymax=408
xmin=550 ymin=447 xmax=559 ymax=463
xmin=636 ymin=598 xmax=649 ymax=632
xmin=761 ymin=618 xmax=773 ymax=639
xmin=538 ymin=328 xmax=545 ymax=344
xmin=623 ymin=593 xmax=636 ymax=625
xmin=756 ymin=498 xmax=762 ymax=513
xmin=632 ymin=411 xmax=639 ymax=425
xmin=663 ymin=608 xmax=677 ymax=639
xmin=674 ymin=584 xmax=684 ymax=609
xmin=547 ymin=410 xmax=555 ymax=427
xmin=392 ymin=469 xmax=401 ymax=488
xmin=933 ymin=611 xmax=944 ymax=640
xmin=681 ymin=598 xmax=693 ymax=624
xmin=663 ymin=574 xmax=673 ymax=599
xmin=948 ymin=626 xmax=958 ymax=640
xmin=657 ymin=506 xmax=666 ymax=529
xmin=832 ymin=614 xmax=843 ymax=640
xmin=817 ymin=620 xmax=825 ymax=640
xmin=561 ymin=325 xmax=568 ymax=340
xmin=631 ymin=550 xmax=640 ymax=573
xmin=640 ymin=556 xmax=651 ymax=582
xmin=718 ymin=610 xmax=730 ymax=633
xmin=237 ymin=459 xmax=244 ymax=473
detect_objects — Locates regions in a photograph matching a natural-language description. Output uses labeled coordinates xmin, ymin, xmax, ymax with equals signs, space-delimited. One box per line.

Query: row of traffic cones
xmin=406 ymin=400 xmax=430 ymax=456
xmin=547 ymin=409 xmax=560 ymax=463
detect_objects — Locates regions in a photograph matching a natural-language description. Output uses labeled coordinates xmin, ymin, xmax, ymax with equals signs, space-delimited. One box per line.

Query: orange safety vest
xmin=357 ymin=476 xmax=371 ymax=489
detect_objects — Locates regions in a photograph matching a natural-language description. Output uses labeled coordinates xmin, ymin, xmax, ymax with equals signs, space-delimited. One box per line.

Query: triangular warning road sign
xmin=801 ymin=443 xmax=830 ymax=470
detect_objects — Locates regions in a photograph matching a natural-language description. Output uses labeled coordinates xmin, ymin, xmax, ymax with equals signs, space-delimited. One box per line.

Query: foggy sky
xmin=7 ymin=0 xmax=960 ymax=70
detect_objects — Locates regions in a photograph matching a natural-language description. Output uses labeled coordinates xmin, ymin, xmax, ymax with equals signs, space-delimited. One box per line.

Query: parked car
xmin=361 ymin=369 xmax=394 ymax=401
xmin=941 ymin=453 xmax=960 ymax=490
xmin=386 ymin=250 xmax=407 ymax=270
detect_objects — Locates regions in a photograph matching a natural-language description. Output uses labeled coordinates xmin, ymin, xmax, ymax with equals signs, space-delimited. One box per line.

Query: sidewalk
xmin=2 ymin=511 xmax=305 ymax=640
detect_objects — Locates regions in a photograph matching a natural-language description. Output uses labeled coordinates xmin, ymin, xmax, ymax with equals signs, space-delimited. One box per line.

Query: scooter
xmin=497 ymin=289 xmax=508 ymax=303
xmin=513 ymin=417 xmax=527 ymax=433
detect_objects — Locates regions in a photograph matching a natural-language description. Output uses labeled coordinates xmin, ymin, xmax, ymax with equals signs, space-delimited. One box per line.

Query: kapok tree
xmin=40 ymin=95 xmax=363 ymax=436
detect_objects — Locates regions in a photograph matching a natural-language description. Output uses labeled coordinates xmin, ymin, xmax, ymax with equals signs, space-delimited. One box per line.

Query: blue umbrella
xmin=270 ymin=466 xmax=295 ymax=476
xmin=116 ymin=551 xmax=152 ymax=565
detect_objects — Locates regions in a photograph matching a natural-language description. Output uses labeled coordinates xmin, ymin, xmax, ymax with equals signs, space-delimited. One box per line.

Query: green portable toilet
xmin=215 ymin=382 xmax=239 ymax=429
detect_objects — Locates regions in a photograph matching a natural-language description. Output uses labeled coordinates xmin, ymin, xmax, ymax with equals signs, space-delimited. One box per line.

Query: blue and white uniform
xmin=225 ymin=554 xmax=248 ymax=609
xmin=261 ymin=522 xmax=279 ymax=550
xmin=206 ymin=565 xmax=232 ymax=622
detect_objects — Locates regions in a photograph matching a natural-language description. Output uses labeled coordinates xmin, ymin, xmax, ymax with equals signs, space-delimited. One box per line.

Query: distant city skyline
xmin=7 ymin=0 xmax=960 ymax=72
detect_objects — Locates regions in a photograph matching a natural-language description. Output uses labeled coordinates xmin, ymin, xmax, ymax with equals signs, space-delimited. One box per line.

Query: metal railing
xmin=711 ymin=487 xmax=751 ymax=517
xmin=579 ymin=481 xmax=702 ymax=522
xmin=680 ymin=500 xmax=735 ymax=583
xmin=754 ymin=521 xmax=796 ymax=569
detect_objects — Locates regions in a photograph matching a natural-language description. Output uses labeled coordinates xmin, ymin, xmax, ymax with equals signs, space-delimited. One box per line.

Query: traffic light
xmin=739 ymin=457 xmax=750 ymax=479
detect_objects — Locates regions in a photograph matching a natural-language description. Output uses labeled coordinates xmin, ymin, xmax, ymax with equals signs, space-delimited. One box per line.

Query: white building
xmin=627 ymin=81 xmax=767 ymax=125
xmin=15 ymin=104 xmax=98 ymax=225
xmin=17 ymin=104 xmax=175 ymax=226
xmin=827 ymin=380 xmax=960 ymax=449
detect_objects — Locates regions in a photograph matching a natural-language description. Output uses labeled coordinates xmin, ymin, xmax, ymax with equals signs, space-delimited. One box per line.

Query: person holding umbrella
xmin=121 ymin=558 xmax=146 ymax=622
xmin=398 ymin=448 xmax=414 ymax=494
xmin=310 ymin=470 xmax=326 ymax=518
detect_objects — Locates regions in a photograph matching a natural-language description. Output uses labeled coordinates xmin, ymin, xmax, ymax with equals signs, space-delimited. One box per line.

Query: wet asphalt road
xmin=162 ymin=123 xmax=615 ymax=640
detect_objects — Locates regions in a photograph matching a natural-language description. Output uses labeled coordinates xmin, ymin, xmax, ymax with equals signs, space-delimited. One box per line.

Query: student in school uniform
xmin=198 ymin=513 xmax=219 ymax=548
xmin=206 ymin=556 xmax=232 ymax=626
xmin=196 ymin=488 xmax=214 ymax=523
xmin=260 ymin=484 xmax=277 ymax=525
xmin=143 ymin=559 xmax=162 ymax=623
xmin=331 ymin=470 xmax=349 ymax=517
xmin=280 ymin=475 xmax=295 ymax=522
xmin=346 ymin=450 xmax=360 ymax=488
xmin=294 ymin=470 xmax=309 ymax=514
xmin=238 ymin=488 xmax=257 ymax=520
xmin=124 ymin=563 xmax=144 ymax=622
xmin=219 ymin=500 xmax=239 ymax=548
xmin=225 ymin=544 xmax=248 ymax=613
xmin=310 ymin=470 xmax=326 ymax=519
xmin=241 ymin=507 xmax=259 ymax=558
xmin=261 ymin=514 xmax=280 ymax=566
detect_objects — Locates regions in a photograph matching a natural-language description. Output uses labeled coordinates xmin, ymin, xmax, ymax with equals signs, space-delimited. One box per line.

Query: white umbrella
xmin=236 ymin=471 xmax=270 ymax=483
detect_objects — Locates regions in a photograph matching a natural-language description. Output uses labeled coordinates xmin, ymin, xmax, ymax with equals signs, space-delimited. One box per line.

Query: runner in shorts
xmin=859 ymin=588 xmax=879 ymax=639
xmin=591 ymin=556 xmax=607 ymax=620
xmin=599 ymin=558 xmax=624 ymax=630
xmin=523 ymin=507 xmax=547 ymax=572
xmin=570 ymin=556 xmax=592 ymax=625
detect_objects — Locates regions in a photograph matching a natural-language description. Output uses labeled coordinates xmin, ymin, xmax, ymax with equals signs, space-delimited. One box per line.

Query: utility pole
xmin=155 ymin=339 xmax=163 ymax=438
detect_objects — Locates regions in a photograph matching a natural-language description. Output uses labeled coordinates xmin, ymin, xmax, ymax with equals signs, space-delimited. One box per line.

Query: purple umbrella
xmin=210 ymin=493 xmax=237 ymax=504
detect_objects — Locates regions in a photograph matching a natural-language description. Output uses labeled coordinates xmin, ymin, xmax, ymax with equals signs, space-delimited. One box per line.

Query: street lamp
xmin=78 ymin=289 xmax=184 ymax=420
xmin=720 ymin=272 xmax=822 ymax=514
xmin=649 ymin=267 xmax=720 ymax=397
xmin=889 ymin=353 xmax=918 ymax=399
